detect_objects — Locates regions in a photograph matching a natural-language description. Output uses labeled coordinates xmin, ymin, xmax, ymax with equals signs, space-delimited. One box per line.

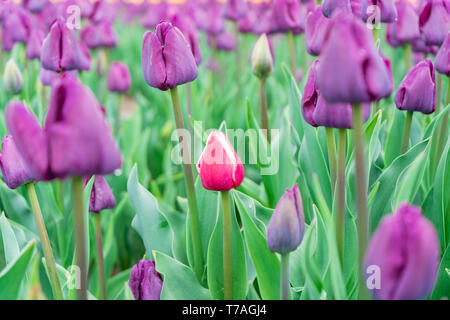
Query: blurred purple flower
xmin=83 ymin=175 xmax=116 ymax=213
xmin=224 ymin=0 xmax=248 ymax=21
xmin=81 ymin=20 xmax=118 ymax=50
xmin=107 ymin=61 xmax=131 ymax=93
xmin=305 ymin=6 xmax=331 ymax=56
xmin=435 ymin=33 xmax=450 ymax=76
xmin=129 ymin=260 xmax=163 ymax=300
xmin=26 ymin=29 xmax=45 ymax=60
xmin=419 ymin=0 xmax=450 ymax=46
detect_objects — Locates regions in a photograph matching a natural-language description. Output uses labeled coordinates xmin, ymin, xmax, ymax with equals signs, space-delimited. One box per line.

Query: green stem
xmin=280 ymin=253 xmax=290 ymax=300
xmin=404 ymin=43 xmax=411 ymax=74
xmin=259 ymin=77 xmax=270 ymax=143
xmin=72 ymin=177 xmax=88 ymax=300
xmin=170 ymin=87 xmax=204 ymax=282
xmin=352 ymin=104 xmax=369 ymax=300
xmin=26 ymin=183 xmax=63 ymax=300
xmin=287 ymin=31 xmax=297 ymax=77
xmin=336 ymin=129 xmax=347 ymax=266
xmin=94 ymin=213 xmax=107 ymax=300
xmin=221 ymin=190 xmax=233 ymax=300
xmin=325 ymin=127 xmax=337 ymax=196
xmin=400 ymin=111 xmax=414 ymax=154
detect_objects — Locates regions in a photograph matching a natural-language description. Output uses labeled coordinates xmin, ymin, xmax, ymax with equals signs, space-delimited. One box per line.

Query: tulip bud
xmin=267 ymin=184 xmax=305 ymax=253
xmin=316 ymin=11 xmax=391 ymax=103
xmin=129 ymin=260 xmax=163 ymax=300
xmin=302 ymin=60 xmax=371 ymax=129
xmin=2 ymin=9 xmax=31 ymax=44
xmin=142 ymin=22 xmax=198 ymax=91
xmin=197 ymin=130 xmax=245 ymax=191
xmin=107 ymin=62 xmax=131 ymax=93
xmin=251 ymin=34 xmax=273 ymax=79
xmin=26 ymin=29 xmax=45 ymax=60
xmin=3 ymin=59 xmax=23 ymax=95
xmin=0 ymin=135 xmax=35 ymax=189
xmin=385 ymin=0 xmax=420 ymax=46
xmin=40 ymin=18 xmax=83 ymax=73
xmin=224 ymin=0 xmax=249 ymax=21
xmin=419 ymin=0 xmax=450 ymax=46
xmin=195 ymin=1 xmax=225 ymax=35
xmin=395 ymin=59 xmax=436 ymax=114
xmin=81 ymin=21 xmax=118 ymax=50
xmin=208 ymin=32 xmax=236 ymax=52
xmin=322 ymin=0 xmax=352 ymax=18
xmin=364 ymin=203 xmax=440 ymax=300
xmin=435 ymin=32 xmax=450 ymax=76
xmin=305 ymin=6 xmax=331 ymax=56
xmin=270 ymin=0 xmax=302 ymax=33
xmin=84 ymin=176 xmax=116 ymax=213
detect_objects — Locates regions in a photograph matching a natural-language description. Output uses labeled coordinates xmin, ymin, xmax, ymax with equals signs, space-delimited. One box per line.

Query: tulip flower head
xmin=169 ymin=13 xmax=203 ymax=65
xmin=84 ymin=176 xmax=116 ymax=213
xmin=197 ymin=130 xmax=245 ymax=192
xmin=419 ymin=0 xmax=450 ymax=46
xmin=224 ymin=0 xmax=248 ymax=21
xmin=0 ymin=136 xmax=35 ymax=189
xmin=305 ymin=6 xmax=331 ymax=56
xmin=26 ymin=29 xmax=45 ymax=60
xmin=142 ymin=22 xmax=198 ymax=91
xmin=129 ymin=260 xmax=163 ymax=300
xmin=386 ymin=0 xmax=420 ymax=46
xmin=81 ymin=20 xmax=118 ymax=50
xmin=251 ymin=34 xmax=274 ymax=79
xmin=322 ymin=0 xmax=352 ymax=18
xmin=395 ymin=59 xmax=436 ymax=114
xmin=365 ymin=0 xmax=398 ymax=23
xmin=107 ymin=62 xmax=131 ymax=93
xmin=267 ymin=184 xmax=305 ymax=254
xmin=270 ymin=0 xmax=302 ymax=33
xmin=3 ymin=59 xmax=23 ymax=95
xmin=434 ymin=32 xmax=450 ymax=76
xmin=364 ymin=203 xmax=440 ymax=300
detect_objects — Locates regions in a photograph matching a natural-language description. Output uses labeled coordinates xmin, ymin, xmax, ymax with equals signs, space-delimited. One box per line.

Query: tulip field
xmin=0 ymin=0 xmax=449 ymax=302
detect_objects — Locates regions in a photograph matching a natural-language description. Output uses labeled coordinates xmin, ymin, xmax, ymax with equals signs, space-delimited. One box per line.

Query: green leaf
xmin=0 ymin=241 xmax=35 ymax=299
xmin=0 ymin=212 xmax=20 ymax=264
xmin=154 ymin=251 xmax=210 ymax=300
xmin=431 ymin=243 xmax=450 ymax=300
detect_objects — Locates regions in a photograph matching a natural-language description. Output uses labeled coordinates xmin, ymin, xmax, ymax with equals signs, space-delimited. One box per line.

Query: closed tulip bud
xmin=129 ymin=260 xmax=163 ymax=300
xmin=2 ymin=9 xmax=31 ymax=44
xmin=267 ymin=184 xmax=305 ymax=253
xmin=322 ymin=0 xmax=352 ymax=18
xmin=305 ymin=6 xmax=331 ymax=56
xmin=224 ymin=0 xmax=248 ymax=21
xmin=270 ymin=0 xmax=302 ymax=33
xmin=142 ymin=22 xmax=198 ymax=91
xmin=107 ymin=62 xmax=131 ymax=93
xmin=419 ymin=0 xmax=450 ymax=46
xmin=364 ymin=203 xmax=440 ymax=300
xmin=208 ymin=32 xmax=236 ymax=52
xmin=303 ymin=60 xmax=371 ymax=129
xmin=81 ymin=21 xmax=118 ymax=50
xmin=316 ymin=11 xmax=391 ymax=103
xmin=251 ymin=34 xmax=274 ymax=79
xmin=386 ymin=0 xmax=420 ymax=46
xmin=40 ymin=18 xmax=82 ymax=73
xmin=0 ymin=136 xmax=35 ymax=189
xmin=3 ymin=59 xmax=23 ymax=95
xmin=435 ymin=33 xmax=450 ymax=76
xmin=197 ymin=130 xmax=245 ymax=191
xmin=195 ymin=1 xmax=225 ymax=35
xmin=395 ymin=59 xmax=436 ymax=114
xmin=411 ymin=36 xmax=439 ymax=55
xmin=350 ymin=0 xmax=369 ymax=19
xmin=169 ymin=13 xmax=202 ymax=65
xmin=84 ymin=176 xmax=116 ymax=213
xmin=26 ymin=29 xmax=45 ymax=60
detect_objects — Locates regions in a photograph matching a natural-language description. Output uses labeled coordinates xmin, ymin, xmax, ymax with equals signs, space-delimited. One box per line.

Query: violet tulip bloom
xmin=84 ymin=176 xmax=116 ymax=213
xmin=322 ymin=0 xmax=352 ymax=18
xmin=5 ymin=76 xmax=122 ymax=180
xmin=26 ymin=29 xmax=45 ymax=60
xmin=270 ymin=0 xmax=302 ymax=33
xmin=386 ymin=0 xmax=420 ymax=46
xmin=40 ymin=18 xmax=83 ymax=73
xmin=435 ymin=33 xmax=450 ymax=76
xmin=303 ymin=60 xmax=371 ymax=129
xmin=197 ymin=130 xmax=245 ymax=192
xmin=419 ymin=0 xmax=450 ymax=46
xmin=2 ymin=8 xmax=31 ymax=44
xmin=366 ymin=0 xmax=397 ymax=23
xmin=316 ymin=11 xmax=391 ymax=103
xmin=364 ymin=203 xmax=440 ymax=300
xmin=78 ymin=41 xmax=92 ymax=72
xmin=23 ymin=0 xmax=48 ymax=13
xmin=169 ymin=13 xmax=203 ymax=65
xmin=208 ymin=32 xmax=236 ymax=52
xmin=195 ymin=0 xmax=225 ymax=35
xmin=0 ymin=136 xmax=35 ymax=189
xmin=224 ymin=0 xmax=248 ymax=21
xmin=129 ymin=260 xmax=163 ymax=300
xmin=267 ymin=184 xmax=305 ymax=254
xmin=142 ymin=22 xmax=198 ymax=91
xmin=81 ymin=21 xmax=118 ymax=50
xmin=107 ymin=62 xmax=131 ymax=93
xmin=305 ymin=6 xmax=331 ymax=56
xmin=395 ymin=59 xmax=436 ymax=114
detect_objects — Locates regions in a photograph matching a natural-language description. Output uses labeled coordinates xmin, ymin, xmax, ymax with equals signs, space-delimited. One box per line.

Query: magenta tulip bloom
xmin=89 ymin=0 xmax=117 ymax=24
xmin=366 ymin=0 xmax=397 ymax=23
xmin=6 ymin=76 xmax=122 ymax=180
xmin=195 ymin=0 xmax=225 ymax=35
xmin=316 ymin=11 xmax=391 ymax=103
xmin=81 ymin=20 xmax=118 ymax=50
xmin=364 ymin=203 xmax=440 ymax=300
xmin=39 ymin=69 xmax=77 ymax=87
xmin=23 ymin=0 xmax=48 ymax=13
xmin=197 ymin=130 xmax=244 ymax=192
xmin=0 ymin=136 xmax=35 ymax=189
xmin=435 ymin=33 xmax=450 ymax=76
xmin=1 ymin=27 xmax=14 ymax=52
xmin=267 ymin=184 xmax=305 ymax=253
xmin=224 ymin=0 xmax=248 ymax=21
xmin=26 ymin=29 xmax=45 ymax=60
xmin=305 ymin=6 xmax=331 ymax=56
xmin=303 ymin=60 xmax=371 ymax=129
xmin=395 ymin=59 xmax=436 ymax=114
xmin=2 ymin=8 xmax=31 ymax=44
xmin=78 ymin=41 xmax=92 ymax=72
xmin=238 ymin=2 xmax=272 ymax=35
xmin=84 ymin=176 xmax=116 ymax=213
xmin=129 ymin=260 xmax=162 ymax=300
xmin=169 ymin=13 xmax=203 ymax=65
xmin=208 ymin=32 xmax=236 ymax=52
xmin=142 ymin=22 xmax=198 ymax=91
xmin=411 ymin=36 xmax=438 ymax=54
xmin=40 ymin=18 xmax=83 ymax=72
xmin=270 ymin=0 xmax=302 ymax=33
xmin=322 ymin=0 xmax=352 ymax=18
xmin=419 ymin=0 xmax=450 ymax=46
xmin=386 ymin=0 xmax=420 ymax=46
xmin=107 ymin=62 xmax=131 ymax=93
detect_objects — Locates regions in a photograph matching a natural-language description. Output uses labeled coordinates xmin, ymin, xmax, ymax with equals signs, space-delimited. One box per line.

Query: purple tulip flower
xmin=208 ymin=32 xmax=236 ymax=52
xmin=26 ymin=29 xmax=45 ymax=60
xmin=322 ymin=0 xmax=352 ymax=18
xmin=365 ymin=0 xmax=398 ymax=23
xmin=83 ymin=175 xmax=116 ymax=213
xmin=364 ymin=203 xmax=440 ymax=300
xmin=270 ymin=0 xmax=302 ymax=33
xmin=169 ymin=13 xmax=203 ymax=65
xmin=395 ymin=59 xmax=436 ymax=114
xmin=195 ymin=0 xmax=225 ymax=35
xmin=2 ymin=8 xmax=31 ymax=44
xmin=81 ymin=20 xmax=118 ymax=50
xmin=224 ymin=0 xmax=248 ymax=21
xmin=419 ymin=0 xmax=450 ymax=46
xmin=107 ymin=61 xmax=131 ymax=93
xmin=435 ymin=32 xmax=450 ymax=76
xmin=129 ymin=260 xmax=163 ymax=300
xmin=142 ymin=22 xmax=198 ymax=91
xmin=386 ymin=0 xmax=420 ymax=46
xmin=305 ymin=6 xmax=331 ymax=56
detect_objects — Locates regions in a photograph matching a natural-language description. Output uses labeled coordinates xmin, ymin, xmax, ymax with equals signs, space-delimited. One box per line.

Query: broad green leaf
xmin=431 ymin=243 xmax=450 ymax=300
xmin=0 ymin=212 xmax=20 ymax=264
